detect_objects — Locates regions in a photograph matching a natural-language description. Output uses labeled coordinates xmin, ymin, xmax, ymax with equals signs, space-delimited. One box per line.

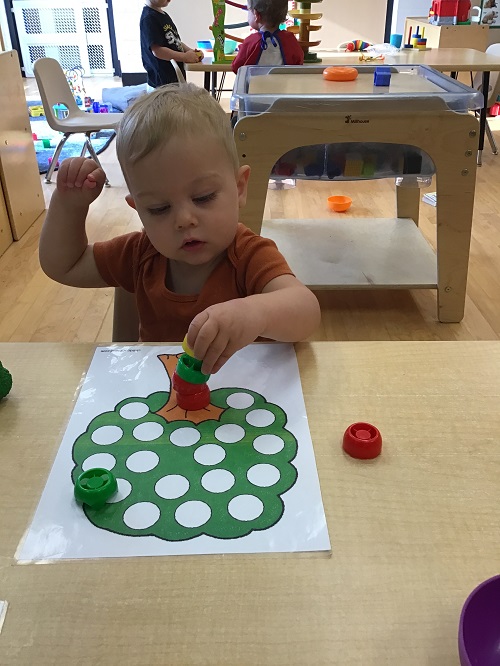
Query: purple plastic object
xmin=459 ymin=574 xmax=500 ymax=666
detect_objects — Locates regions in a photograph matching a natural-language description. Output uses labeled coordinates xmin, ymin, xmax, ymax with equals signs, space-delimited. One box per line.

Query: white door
xmin=12 ymin=0 xmax=114 ymax=76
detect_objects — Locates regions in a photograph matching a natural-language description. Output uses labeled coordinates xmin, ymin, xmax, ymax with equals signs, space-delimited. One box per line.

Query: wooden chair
xmin=473 ymin=43 xmax=500 ymax=156
xmin=112 ymin=288 xmax=140 ymax=342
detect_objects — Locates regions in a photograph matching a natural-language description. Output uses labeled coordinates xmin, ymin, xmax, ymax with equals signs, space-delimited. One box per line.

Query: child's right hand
xmin=183 ymin=50 xmax=202 ymax=64
xmin=56 ymin=157 xmax=106 ymax=207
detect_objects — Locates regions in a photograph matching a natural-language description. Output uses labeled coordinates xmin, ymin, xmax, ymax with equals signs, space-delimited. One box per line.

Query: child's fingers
xmin=65 ymin=157 xmax=86 ymax=188
xmin=187 ymin=310 xmax=210 ymax=357
xmin=84 ymin=166 xmax=106 ymax=190
xmin=74 ymin=160 xmax=101 ymax=189
xmin=56 ymin=158 xmax=73 ymax=190
xmin=200 ymin=330 xmax=231 ymax=375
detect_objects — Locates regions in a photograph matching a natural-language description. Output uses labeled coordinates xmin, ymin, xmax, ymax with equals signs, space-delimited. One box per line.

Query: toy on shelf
xmin=28 ymin=104 xmax=45 ymax=117
xmin=64 ymin=65 xmax=87 ymax=106
xmin=288 ymin=0 xmax=323 ymax=63
xmin=32 ymin=132 xmax=55 ymax=149
xmin=404 ymin=25 xmax=432 ymax=50
xmin=0 ymin=361 xmax=12 ymax=400
xmin=210 ymin=0 xmax=248 ymax=63
xmin=53 ymin=103 xmax=69 ymax=120
xmin=429 ymin=0 xmax=472 ymax=25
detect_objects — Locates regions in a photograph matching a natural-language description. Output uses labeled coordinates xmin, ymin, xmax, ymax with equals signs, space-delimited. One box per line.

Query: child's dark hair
xmin=248 ymin=0 xmax=288 ymax=27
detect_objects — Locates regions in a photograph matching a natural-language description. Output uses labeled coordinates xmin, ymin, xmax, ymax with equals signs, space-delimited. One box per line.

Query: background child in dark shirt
xmin=140 ymin=0 xmax=202 ymax=88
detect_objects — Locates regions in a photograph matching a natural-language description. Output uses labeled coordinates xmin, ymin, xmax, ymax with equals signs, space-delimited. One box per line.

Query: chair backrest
xmin=473 ymin=44 xmax=500 ymax=107
xmin=172 ymin=59 xmax=186 ymax=83
xmin=33 ymin=57 xmax=80 ymax=131
xmin=112 ymin=287 xmax=140 ymax=342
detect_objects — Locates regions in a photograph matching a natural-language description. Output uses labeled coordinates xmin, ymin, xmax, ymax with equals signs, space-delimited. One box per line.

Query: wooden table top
xmin=186 ymin=47 xmax=500 ymax=73
xmin=0 ymin=341 xmax=499 ymax=665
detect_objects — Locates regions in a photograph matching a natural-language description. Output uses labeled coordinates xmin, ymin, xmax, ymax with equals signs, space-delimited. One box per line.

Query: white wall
xmin=320 ymin=0 xmax=387 ymax=48
xmin=391 ymin=0 xmax=429 ymax=36
xmin=0 ymin=1 xmax=12 ymax=51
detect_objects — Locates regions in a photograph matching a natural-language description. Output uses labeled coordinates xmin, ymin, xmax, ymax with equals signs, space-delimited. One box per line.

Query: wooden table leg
xmin=435 ymin=132 xmax=477 ymax=322
xmin=396 ymin=184 xmax=420 ymax=226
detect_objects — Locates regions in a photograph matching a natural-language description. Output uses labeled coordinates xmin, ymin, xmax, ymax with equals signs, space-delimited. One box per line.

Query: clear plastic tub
xmin=231 ymin=64 xmax=483 ymax=115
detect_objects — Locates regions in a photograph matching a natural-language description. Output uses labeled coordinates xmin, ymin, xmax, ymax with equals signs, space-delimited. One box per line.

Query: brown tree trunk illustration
xmin=155 ymin=354 xmax=225 ymax=424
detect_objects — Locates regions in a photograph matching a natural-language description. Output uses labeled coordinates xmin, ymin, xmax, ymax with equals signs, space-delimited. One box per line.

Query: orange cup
xmin=327 ymin=195 xmax=352 ymax=212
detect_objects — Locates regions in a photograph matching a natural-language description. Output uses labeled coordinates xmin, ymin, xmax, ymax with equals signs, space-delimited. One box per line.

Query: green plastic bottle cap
xmin=175 ymin=353 xmax=210 ymax=384
xmin=74 ymin=468 xmax=118 ymax=508
xmin=0 ymin=362 xmax=13 ymax=400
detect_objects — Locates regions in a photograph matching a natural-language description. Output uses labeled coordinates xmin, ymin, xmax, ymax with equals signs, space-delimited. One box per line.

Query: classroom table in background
xmin=187 ymin=48 xmax=500 ymax=165
xmin=0 ymin=341 xmax=499 ymax=665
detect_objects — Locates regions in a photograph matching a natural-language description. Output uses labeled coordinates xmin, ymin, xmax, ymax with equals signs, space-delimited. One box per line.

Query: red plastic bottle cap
xmin=176 ymin=385 xmax=210 ymax=411
xmin=343 ymin=422 xmax=382 ymax=459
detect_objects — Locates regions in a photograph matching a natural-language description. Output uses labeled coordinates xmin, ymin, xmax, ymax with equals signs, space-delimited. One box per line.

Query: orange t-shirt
xmin=93 ymin=223 xmax=294 ymax=342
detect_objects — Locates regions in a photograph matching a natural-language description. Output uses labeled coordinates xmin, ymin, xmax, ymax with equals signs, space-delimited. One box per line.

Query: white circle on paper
xmin=123 ymin=502 xmax=160 ymax=529
xmin=226 ymin=392 xmax=255 ymax=409
xmin=247 ymin=464 xmax=280 ymax=487
xmin=215 ymin=424 xmax=245 ymax=443
xmin=106 ymin=478 xmax=132 ymax=503
xmin=126 ymin=450 xmax=159 ymax=473
xmin=228 ymin=495 xmax=264 ymax=521
xmin=175 ymin=501 xmax=211 ymax=528
xmin=132 ymin=421 xmax=164 ymax=442
xmin=91 ymin=425 xmax=122 ymax=446
xmin=170 ymin=427 xmax=201 ymax=447
xmin=246 ymin=409 xmax=275 ymax=427
xmin=201 ymin=469 xmax=235 ymax=493
xmin=82 ymin=453 xmax=116 ymax=471
xmin=155 ymin=474 xmax=190 ymax=500
xmin=194 ymin=444 xmax=226 ymax=465
xmin=119 ymin=402 xmax=149 ymax=420
xmin=252 ymin=434 xmax=285 ymax=455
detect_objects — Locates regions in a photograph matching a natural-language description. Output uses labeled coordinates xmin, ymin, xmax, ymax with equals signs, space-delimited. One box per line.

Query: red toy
xmin=343 ymin=422 xmax=382 ymax=460
xmin=429 ymin=0 xmax=471 ymax=25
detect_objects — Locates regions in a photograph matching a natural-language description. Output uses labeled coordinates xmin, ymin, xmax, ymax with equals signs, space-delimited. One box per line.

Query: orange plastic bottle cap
xmin=323 ymin=66 xmax=359 ymax=82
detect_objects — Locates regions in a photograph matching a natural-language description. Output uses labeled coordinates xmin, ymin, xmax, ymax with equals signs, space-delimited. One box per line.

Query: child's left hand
xmin=187 ymin=299 xmax=264 ymax=374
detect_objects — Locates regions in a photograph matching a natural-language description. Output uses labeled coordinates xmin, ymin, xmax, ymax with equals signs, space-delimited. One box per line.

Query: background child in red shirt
xmin=232 ymin=0 xmax=304 ymax=73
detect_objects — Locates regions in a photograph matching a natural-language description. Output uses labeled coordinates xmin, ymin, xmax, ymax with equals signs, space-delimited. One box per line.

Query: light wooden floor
xmin=2 ymin=77 xmax=500 ymax=343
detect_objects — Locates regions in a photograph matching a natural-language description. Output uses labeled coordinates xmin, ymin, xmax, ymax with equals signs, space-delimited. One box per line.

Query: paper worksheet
xmin=17 ymin=344 xmax=330 ymax=561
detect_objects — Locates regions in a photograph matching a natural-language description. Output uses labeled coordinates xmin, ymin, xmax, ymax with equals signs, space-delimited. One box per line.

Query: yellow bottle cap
xmin=182 ymin=336 xmax=195 ymax=357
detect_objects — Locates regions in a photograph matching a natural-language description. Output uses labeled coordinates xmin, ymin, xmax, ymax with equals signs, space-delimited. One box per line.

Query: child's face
xmin=126 ymin=136 xmax=250 ymax=268
xmin=148 ymin=0 xmax=171 ymax=9
xmin=247 ymin=6 xmax=261 ymax=31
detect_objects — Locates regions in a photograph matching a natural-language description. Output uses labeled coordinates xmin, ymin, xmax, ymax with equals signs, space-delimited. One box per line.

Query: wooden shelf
xmin=262 ymin=217 xmax=437 ymax=290
xmin=404 ymin=17 xmax=488 ymax=51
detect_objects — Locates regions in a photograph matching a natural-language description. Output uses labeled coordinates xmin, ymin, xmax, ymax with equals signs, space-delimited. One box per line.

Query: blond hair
xmin=116 ymin=83 xmax=239 ymax=174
